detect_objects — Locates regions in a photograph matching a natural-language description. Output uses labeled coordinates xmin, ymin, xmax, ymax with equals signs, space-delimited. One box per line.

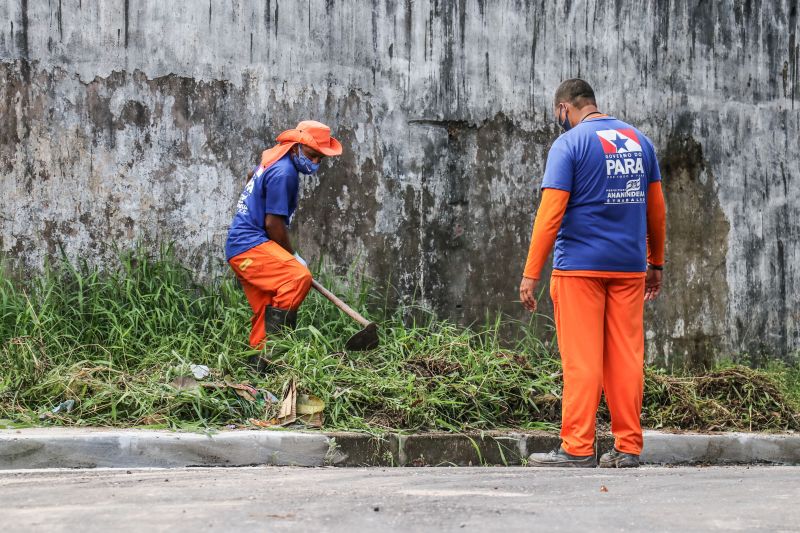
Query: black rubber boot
xmin=264 ymin=306 xmax=297 ymax=334
xmin=527 ymin=446 xmax=597 ymax=468
xmin=249 ymin=307 xmax=298 ymax=373
xmin=599 ymin=448 xmax=640 ymax=468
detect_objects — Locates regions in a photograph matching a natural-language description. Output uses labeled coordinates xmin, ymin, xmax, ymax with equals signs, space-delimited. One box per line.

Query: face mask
xmin=558 ymin=105 xmax=572 ymax=132
xmin=291 ymin=147 xmax=321 ymax=174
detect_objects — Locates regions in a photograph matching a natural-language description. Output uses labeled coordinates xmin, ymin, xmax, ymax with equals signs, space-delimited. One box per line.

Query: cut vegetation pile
xmin=643 ymin=367 xmax=800 ymax=431
xmin=1 ymin=247 xmax=798 ymax=433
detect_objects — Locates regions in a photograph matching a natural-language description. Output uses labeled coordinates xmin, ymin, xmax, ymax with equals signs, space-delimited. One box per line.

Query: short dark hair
xmin=554 ymin=78 xmax=596 ymax=108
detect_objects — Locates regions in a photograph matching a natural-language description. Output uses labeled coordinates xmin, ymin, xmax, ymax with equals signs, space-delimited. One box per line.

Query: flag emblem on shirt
xmin=596 ymin=129 xmax=642 ymax=154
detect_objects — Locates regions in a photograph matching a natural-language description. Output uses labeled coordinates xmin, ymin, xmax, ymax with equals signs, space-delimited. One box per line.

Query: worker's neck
xmin=575 ymin=105 xmax=600 ymax=124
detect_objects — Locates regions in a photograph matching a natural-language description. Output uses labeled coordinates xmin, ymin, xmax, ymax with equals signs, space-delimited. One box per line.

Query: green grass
xmin=0 ymin=245 xmax=798 ymax=433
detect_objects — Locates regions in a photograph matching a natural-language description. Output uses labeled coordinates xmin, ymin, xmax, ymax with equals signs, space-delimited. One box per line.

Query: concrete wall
xmin=1 ymin=0 xmax=798 ymax=367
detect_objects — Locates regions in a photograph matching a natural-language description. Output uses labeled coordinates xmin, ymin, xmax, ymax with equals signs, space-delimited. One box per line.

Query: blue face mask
xmin=291 ymin=147 xmax=321 ymax=174
xmin=558 ymin=106 xmax=572 ymax=132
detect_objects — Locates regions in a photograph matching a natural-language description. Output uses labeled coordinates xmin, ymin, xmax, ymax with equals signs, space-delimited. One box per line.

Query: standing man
xmin=226 ymin=120 xmax=343 ymax=358
xmin=521 ymin=79 xmax=666 ymax=468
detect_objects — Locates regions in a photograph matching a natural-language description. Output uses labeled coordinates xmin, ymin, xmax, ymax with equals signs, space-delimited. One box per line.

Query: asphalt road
xmin=1 ymin=466 xmax=799 ymax=532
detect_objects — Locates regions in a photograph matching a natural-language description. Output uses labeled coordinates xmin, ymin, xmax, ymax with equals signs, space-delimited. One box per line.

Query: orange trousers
xmin=228 ymin=241 xmax=312 ymax=348
xmin=550 ymin=274 xmax=646 ymax=456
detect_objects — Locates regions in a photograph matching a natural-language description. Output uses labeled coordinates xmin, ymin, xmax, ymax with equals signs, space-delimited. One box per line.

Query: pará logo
xmin=606 ymin=157 xmax=644 ymax=176
xmin=625 ymin=178 xmax=641 ymax=193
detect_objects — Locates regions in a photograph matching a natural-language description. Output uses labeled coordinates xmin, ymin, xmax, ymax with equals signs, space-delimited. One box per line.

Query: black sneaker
xmin=527 ymin=446 xmax=597 ymax=468
xmin=599 ymin=448 xmax=640 ymax=468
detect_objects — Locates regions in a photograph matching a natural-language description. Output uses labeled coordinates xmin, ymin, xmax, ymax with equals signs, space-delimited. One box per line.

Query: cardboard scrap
xmin=277 ymin=379 xmax=298 ymax=426
xmin=247 ymin=379 xmax=325 ymax=428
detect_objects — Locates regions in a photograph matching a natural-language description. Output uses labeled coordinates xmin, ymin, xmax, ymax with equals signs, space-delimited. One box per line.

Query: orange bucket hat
xmin=258 ymin=120 xmax=343 ymax=170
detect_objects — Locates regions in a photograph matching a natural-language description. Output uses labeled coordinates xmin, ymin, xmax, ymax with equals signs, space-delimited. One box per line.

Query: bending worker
xmin=521 ymin=79 xmax=666 ymax=468
xmin=225 ymin=120 xmax=342 ymax=357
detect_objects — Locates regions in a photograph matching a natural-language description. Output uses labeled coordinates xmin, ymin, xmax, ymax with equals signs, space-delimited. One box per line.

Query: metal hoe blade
xmin=345 ymin=322 xmax=379 ymax=351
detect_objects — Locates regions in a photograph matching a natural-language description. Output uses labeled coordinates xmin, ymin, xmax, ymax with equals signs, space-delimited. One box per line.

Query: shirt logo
xmin=236 ymin=177 xmax=256 ymax=215
xmin=596 ymin=129 xmax=643 ymax=154
xmin=598 ymin=128 xmax=646 ymax=205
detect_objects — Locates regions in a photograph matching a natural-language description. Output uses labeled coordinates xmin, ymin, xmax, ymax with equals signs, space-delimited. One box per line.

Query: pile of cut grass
xmin=642 ymin=366 xmax=800 ymax=431
xmin=1 ymin=246 xmax=798 ymax=433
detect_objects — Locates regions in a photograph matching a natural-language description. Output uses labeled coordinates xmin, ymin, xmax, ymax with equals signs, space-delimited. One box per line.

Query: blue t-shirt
xmin=541 ymin=116 xmax=662 ymax=272
xmin=225 ymin=154 xmax=299 ymax=261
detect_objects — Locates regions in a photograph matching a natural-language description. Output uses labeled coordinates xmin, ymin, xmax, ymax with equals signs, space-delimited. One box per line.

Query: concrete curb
xmin=1 ymin=428 xmax=798 ymax=469
xmin=639 ymin=431 xmax=800 ymax=465
xmin=0 ymin=428 xmax=333 ymax=469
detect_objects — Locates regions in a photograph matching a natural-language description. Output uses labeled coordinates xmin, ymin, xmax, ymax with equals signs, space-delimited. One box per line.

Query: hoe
xmin=311 ymin=279 xmax=379 ymax=351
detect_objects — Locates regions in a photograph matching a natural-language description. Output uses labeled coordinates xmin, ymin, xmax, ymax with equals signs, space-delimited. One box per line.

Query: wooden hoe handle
xmin=311 ymin=279 xmax=372 ymax=328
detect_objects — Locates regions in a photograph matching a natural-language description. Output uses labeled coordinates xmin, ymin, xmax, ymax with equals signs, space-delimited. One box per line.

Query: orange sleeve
xmin=523 ymin=188 xmax=570 ymax=279
xmin=646 ymin=181 xmax=666 ymax=266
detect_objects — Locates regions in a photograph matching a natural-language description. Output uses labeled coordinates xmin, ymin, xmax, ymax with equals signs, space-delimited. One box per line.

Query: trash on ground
xmin=39 ymin=399 xmax=76 ymax=420
xmin=190 ymin=364 xmax=210 ymax=380
xmin=262 ymin=390 xmax=279 ymax=403
xmin=173 ymin=378 xmax=280 ymax=423
xmin=277 ymin=379 xmax=298 ymax=426
xmin=247 ymin=417 xmax=275 ymax=427
xmin=52 ymin=399 xmax=75 ymax=414
xmin=296 ymin=393 xmax=325 ymax=427
xmin=170 ymin=376 xmax=199 ymax=390
xmin=247 ymin=380 xmax=326 ymax=428
xmin=225 ymin=380 xmax=259 ymax=402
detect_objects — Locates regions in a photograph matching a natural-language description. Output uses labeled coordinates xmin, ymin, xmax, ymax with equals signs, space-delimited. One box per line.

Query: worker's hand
xmin=519 ymin=277 xmax=539 ymax=312
xmin=293 ymin=253 xmax=308 ymax=268
xmin=645 ymin=267 xmax=662 ymax=301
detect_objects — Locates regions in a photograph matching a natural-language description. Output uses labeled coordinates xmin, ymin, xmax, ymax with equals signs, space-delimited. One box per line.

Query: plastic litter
xmin=52 ymin=399 xmax=75 ymax=414
xmin=170 ymin=376 xmax=199 ymax=390
xmin=263 ymin=391 xmax=279 ymax=403
xmin=190 ymin=364 xmax=210 ymax=380
xmin=39 ymin=399 xmax=75 ymax=420
xmin=296 ymin=394 xmax=325 ymax=427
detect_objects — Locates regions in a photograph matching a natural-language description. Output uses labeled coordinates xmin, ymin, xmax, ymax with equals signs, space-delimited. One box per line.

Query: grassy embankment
xmin=1 ymin=246 xmax=798 ymax=433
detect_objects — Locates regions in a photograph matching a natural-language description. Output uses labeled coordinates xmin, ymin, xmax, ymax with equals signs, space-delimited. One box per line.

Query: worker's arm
xmin=646 ymin=181 xmax=666 ymax=266
xmin=519 ymin=188 xmax=571 ymax=312
xmin=645 ymin=181 xmax=666 ymax=300
xmin=523 ymin=188 xmax=570 ymax=279
xmin=265 ymin=214 xmax=294 ymax=255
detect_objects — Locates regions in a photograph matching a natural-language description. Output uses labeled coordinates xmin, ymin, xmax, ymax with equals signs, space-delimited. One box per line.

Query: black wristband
xmin=648 ymin=264 xmax=664 ymax=271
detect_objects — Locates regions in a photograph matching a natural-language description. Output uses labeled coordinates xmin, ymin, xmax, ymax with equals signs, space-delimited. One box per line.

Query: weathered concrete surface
xmin=3 ymin=428 xmax=800 ymax=469
xmin=2 ymin=466 xmax=800 ymax=532
xmin=0 ymin=1 xmax=798 ymax=366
